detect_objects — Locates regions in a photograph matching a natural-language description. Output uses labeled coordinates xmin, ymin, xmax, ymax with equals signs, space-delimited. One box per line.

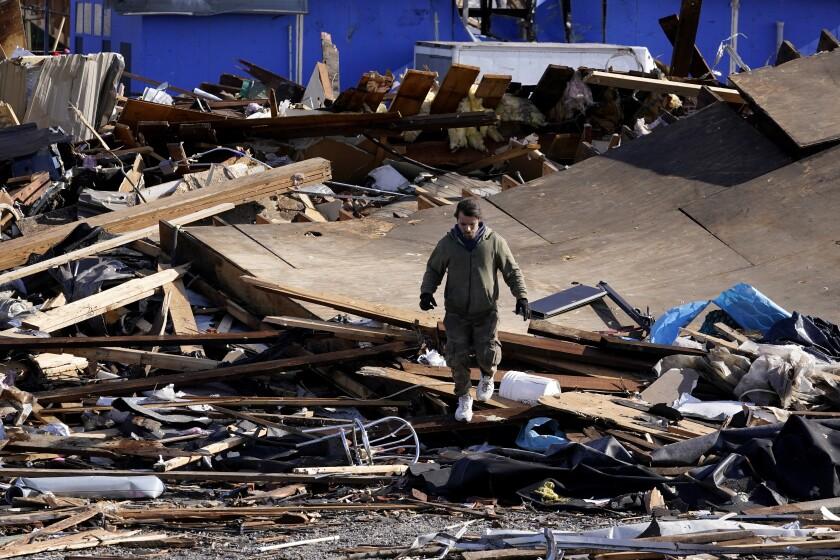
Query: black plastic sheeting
xmin=415 ymin=437 xmax=666 ymax=500
xmin=654 ymin=415 xmax=840 ymax=504
xmin=766 ymin=311 xmax=840 ymax=362
xmin=413 ymin=416 xmax=840 ymax=509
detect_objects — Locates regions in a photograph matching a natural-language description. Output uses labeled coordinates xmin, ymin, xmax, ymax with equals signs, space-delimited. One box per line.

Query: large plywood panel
xmin=487 ymin=103 xmax=790 ymax=245
xmin=730 ymin=50 xmax=840 ymax=149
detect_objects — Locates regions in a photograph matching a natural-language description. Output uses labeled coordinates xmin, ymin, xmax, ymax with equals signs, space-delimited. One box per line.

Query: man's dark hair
xmin=454 ymin=198 xmax=481 ymax=219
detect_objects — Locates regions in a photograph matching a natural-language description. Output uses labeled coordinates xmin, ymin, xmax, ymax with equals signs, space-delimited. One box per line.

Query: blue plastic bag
xmin=515 ymin=417 xmax=569 ymax=453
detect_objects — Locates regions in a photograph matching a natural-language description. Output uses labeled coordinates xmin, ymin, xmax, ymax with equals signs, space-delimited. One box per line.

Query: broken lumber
xmin=65 ymin=347 xmax=221 ymax=371
xmin=0 ymin=204 xmax=233 ymax=286
xmin=0 ymin=158 xmax=331 ymax=272
xmin=263 ymin=315 xmax=416 ymax=343
xmin=584 ymin=71 xmax=743 ymax=103
xmin=35 ymin=341 xmax=413 ymax=402
xmin=18 ymin=268 xmax=183 ymax=333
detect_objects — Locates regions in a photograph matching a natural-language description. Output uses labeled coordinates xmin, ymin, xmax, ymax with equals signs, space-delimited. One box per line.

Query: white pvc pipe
xmin=8 ymin=475 xmax=165 ymax=501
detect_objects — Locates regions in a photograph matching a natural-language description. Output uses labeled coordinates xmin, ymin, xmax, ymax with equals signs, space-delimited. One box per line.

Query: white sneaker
xmin=455 ymin=395 xmax=474 ymax=422
xmin=476 ymin=377 xmax=494 ymax=402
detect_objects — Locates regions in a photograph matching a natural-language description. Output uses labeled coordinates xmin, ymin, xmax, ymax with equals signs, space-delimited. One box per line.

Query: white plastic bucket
xmin=499 ymin=370 xmax=561 ymax=404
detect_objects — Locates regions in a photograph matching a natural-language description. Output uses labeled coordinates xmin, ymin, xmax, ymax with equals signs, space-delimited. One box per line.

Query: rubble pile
xmin=0 ymin=19 xmax=838 ymax=560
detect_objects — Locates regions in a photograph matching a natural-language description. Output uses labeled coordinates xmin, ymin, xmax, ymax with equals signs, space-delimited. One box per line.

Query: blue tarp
xmin=649 ymin=283 xmax=791 ymax=345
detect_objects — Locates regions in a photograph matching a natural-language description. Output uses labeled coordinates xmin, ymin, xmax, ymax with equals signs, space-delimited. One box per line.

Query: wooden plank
xmin=539 ymin=392 xmax=715 ymax=437
xmin=117 ymin=153 xmax=144 ymax=193
xmin=0 ymin=204 xmax=233 ymax=286
xmin=659 ymin=13 xmax=713 ymax=79
xmin=729 ymin=49 xmax=840 ymax=149
xmin=159 ymin=433 xmax=246 ymax=471
xmin=263 ymin=315 xmax=415 ymax=343
xmin=35 ymin=341 xmax=412 ymax=402
xmin=528 ymin=319 xmax=604 ymax=345
xmin=585 ymin=71 xmax=743 ymax=103
xmin=8 ymin=171 xmax=50 ymax=205
xmin=474 ymin=73 xmax=512 ymax=110
xmin=389 ymin=70 xmax=437 ymax=116
xmin=119 ymin=99 xmax=228 ymax=128
xmin=357 ymin=366 xmax=514 ymax=408
xmin=0 ymin=102 xmax=20 ymax=128
xmin=669 ymin=0 xmax=703 ymax=77
xmin=430 ymin=63 xmax=480 ymax=114
xmin=19 ymin=268 xmax=182 ymax=333
xmin=0 ymin=529 xmax=167 ymax=559
xmin=292 ymin=465 xmax=408 ymax=475
xmin=0 ymin=158 xmax=331 ymax=272
xmin=164 ymin=278 xmax=202 ymax=354
xmin=459 ymin=143 xmax=537 ymax=173
xmin=66 ymin=347 xmax=221 ymax=371
xmin=0 ymin=331 xmax=279 ymax=350
xmin=398 ymin=360 xmax=641 ymax=393
xmin=744 ymin=497 xmax=840 ymax=515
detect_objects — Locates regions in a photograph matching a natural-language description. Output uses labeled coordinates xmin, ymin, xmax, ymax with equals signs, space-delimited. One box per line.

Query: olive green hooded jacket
xmin=420 ymin=225 xmax=527 ymax=317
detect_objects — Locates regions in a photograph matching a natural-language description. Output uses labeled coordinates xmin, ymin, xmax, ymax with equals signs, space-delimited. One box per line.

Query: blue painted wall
xmin=71 ymin=0 xmax=462 ymax=94
xmin=71 ymin=0 xmax=840 ymax=92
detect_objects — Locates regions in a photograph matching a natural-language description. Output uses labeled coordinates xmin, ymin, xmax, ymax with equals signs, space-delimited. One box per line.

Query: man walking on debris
xmin=420 ymin=199 xmax=529 ymax=422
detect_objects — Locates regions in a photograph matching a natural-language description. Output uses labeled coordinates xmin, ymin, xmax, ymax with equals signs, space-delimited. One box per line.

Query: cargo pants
xmin=444 ymin=309 xmax=502 ymax=397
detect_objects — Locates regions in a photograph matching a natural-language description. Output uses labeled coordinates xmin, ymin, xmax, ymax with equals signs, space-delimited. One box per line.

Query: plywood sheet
xmin=430 ymin=63 xmax=479 ymax=114
xmin=730 ymin=49 xmax=840 ymax=149
xmin=389 ymin=70 xmax=436 ymax=116
xmin=487 ymin=103 xmax=791 ymax=245
xmin=0 ymin=0 xmax=25 ymax=58
xmin=680 ymin=143 xmax=840 ymax=266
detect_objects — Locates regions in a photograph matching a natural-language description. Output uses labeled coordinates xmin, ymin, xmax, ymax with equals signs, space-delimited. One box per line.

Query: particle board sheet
xmin=680 ymin=143 xmax=840 ymax=266
xmin=487 ymin=103 xmax=791 ymax=245
xmin=429 ymin=63 xmax=480 ymax=114
xmin=389 ymin=69 xmax=437 ymax=116
xmin=729 ymin=49 xmax=840 ymax=149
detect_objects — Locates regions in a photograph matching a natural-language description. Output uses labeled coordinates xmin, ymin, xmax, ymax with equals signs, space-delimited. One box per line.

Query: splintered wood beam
xmin=0 ymin=331 xmax=280 ymax=350
xmin=659 ymin=13 xmax=713 ymax=79
xmin=0 ymin=158 xmax=331 ymax=272
xmin=669 ymin=0 xmax=704 ymax=77
xmin=263 ymin=316 xmax=416 ymax=343
xmin=164 ymin=278 xmax=203 ymax=354
xmin=17 ymin=268 xmax=183 ymax=333
xmin=0 ymin=204 xmax=233 ymax=286
xmin=65 ymin=347 xmax=221 ymax=371
xmin=584 ymin=71 xmax=743 ymax=103
xmin=35 ymin=341 xmax=413 ymax=402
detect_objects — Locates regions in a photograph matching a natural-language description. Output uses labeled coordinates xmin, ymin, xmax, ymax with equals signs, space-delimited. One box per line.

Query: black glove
xmin=420 ymin=293 xmax=437 ymax=311
xmin=515 ymin=298 xmax=530 ymax=321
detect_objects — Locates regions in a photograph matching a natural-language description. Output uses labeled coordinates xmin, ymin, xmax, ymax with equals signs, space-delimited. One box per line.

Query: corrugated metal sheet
xmin=27 ymin=53 xmax=124 ymax=141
